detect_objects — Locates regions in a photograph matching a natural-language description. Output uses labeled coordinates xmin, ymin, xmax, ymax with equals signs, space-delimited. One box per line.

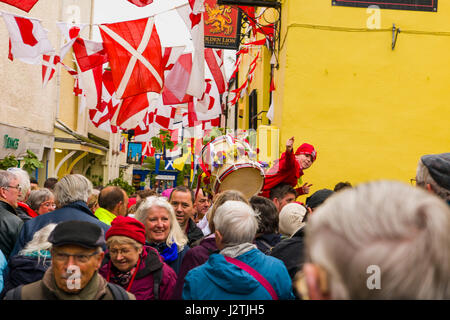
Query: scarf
xmin=151 ymin=242 xmax=178 ymax=263
xmin=43 ymin=267 xmax=107 ymax=300
xmin=109 ymin=263 xmax=137 ymax=288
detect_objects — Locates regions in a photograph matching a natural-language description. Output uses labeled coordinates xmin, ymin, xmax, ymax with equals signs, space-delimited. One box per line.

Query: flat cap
xmin=48 ymin=220 xmax=106 ymax=249
xmin=421 ymin=153 xmax=450 ymax=191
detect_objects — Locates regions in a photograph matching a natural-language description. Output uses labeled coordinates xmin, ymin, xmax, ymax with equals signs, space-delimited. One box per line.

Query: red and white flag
xmin=89 ymin=70 xmax=119 ymax=133
xmin=41 ymin=54 xmax=60 ymax=87
xmin=0 ymin=0 xmax=39 ymax=12
xmin=56 ymin=22 xmax=86 ymax=60
xmin=73 ymin=38 xmax=109 ymax=72
xmin=2 ymin=12 xmax=54 ymax=64
xmin=177 ymin=1 xmax=205 ymax=99
xmin=127 ymin=0 xmax=154 ymax=7
xmin=205 ymin=48 xmax=227 ymax=94
xmin=162 ymin=53 xmax=193 ymax=105
xmin=76 ymin=64 xmax=104 ymax=114
xmin=99 ymin=17 xmax=164 ymax=99
xmin=114 ymin=92 xmax=150 ymax=129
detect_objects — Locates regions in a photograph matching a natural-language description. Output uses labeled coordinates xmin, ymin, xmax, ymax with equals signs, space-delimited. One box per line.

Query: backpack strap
xmin=153 ymin=267 xmax=162 ymax=300
xmin=224 ymin=256 xmax=278 ymax=300
xmin=4 ymin=285 xmax=23 ymax=300
xmin=107 ymin=283 xmax=129 ymax=300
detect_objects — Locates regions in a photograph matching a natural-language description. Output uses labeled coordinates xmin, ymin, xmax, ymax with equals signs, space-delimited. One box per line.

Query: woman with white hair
xmin=135 ymin=196 xmax=189 ymax=274
xmin=182 ymin=200 xmax=294 ymax=300
xmin=296 ymin=180 xmax=450 ymax=300
xmin=4 ymin=224 xmax=56 ymax=294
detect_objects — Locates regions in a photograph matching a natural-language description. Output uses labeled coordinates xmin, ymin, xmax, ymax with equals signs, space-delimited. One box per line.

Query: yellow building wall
xmin=239 ymin=1 xmax=450 ymax=201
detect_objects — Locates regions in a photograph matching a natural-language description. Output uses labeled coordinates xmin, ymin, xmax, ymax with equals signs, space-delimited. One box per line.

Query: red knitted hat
xmin=295 ymin=143 xmax=317 ymax=162
xmin=105 ymin=216 xmax=146 ymax=245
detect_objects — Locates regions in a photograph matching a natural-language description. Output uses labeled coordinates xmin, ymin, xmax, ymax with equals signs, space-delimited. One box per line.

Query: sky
xmin=92 ymin=0 xmax=236 ymax=78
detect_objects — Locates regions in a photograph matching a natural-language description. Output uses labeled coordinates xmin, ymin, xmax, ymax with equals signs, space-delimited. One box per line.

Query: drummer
xmin=259 ymin=136 xmax=316 ymax=199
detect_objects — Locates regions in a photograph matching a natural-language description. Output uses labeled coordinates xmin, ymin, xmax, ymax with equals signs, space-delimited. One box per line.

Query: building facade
xmin=0 ymin=0 xmax=126 ymax=187
xmin=232 ymin=0 xmax=450 ymax=200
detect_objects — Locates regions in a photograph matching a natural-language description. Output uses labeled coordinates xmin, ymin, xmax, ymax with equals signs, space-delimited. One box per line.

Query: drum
xmin=212 ymin=162 xmax=265 ymax=199
xmin=200 ymin=135 xmax=264 ymax=198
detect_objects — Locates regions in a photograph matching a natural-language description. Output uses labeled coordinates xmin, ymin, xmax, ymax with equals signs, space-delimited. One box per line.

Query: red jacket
xmin=260 ymin=150 xmax=305 ymax=198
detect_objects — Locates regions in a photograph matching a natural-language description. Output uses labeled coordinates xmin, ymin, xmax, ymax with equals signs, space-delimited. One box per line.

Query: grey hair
xmin=213 ymin=200 xmax=259 ymax=247
xmin=416 ymin=159 xmax=450 ymax=201
xmin=27 ymin=188 xmax=54 ymax=211
xmin=54 ymin=174 xmax=93 ymax=207
xmin=19 ymin=223 xmax=57 ymax=264
xmin=6 ymin=167 xmax=30 ymax=201
xmin=305 ymin=180 xmax=450 ymax=299
xmin=135 ymin=196 xmax=187 ymax=250
xmin=0 ymin=170 xmax=16 ymax=188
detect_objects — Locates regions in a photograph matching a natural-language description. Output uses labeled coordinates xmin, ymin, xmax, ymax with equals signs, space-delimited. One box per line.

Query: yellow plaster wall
xmin=246 ymin=0 xmax=450 ymax=200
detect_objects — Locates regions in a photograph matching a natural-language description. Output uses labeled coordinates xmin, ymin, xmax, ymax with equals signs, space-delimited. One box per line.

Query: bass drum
xmin=212 ymin=162 xmax=265 ymax=200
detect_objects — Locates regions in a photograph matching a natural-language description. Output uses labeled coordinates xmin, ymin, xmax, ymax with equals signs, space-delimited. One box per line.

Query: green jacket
xmin=94 ymin=207 xmax=116 ymax=225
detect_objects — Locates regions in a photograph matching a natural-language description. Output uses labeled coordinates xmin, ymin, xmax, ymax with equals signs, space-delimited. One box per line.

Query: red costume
xmin=260 ymin=143 xmax=316 ymax=198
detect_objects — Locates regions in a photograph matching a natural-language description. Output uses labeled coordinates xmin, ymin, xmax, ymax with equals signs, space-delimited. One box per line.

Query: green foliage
xmin=22 ymin=150 xmax=44 ymax=174
xmin=151 ymin=129 xmax=175 ymax=153
xmin=0 ymin=154 xmax=19 ymax=170
xmin=106 ymin=177 xmax=136 ymax=196
xmin=90 ymin=174 xmax=104 ymax=187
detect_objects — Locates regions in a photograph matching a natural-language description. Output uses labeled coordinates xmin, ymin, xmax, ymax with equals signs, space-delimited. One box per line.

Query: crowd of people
xmin=0 ymin=145 xmax=449 ymax=300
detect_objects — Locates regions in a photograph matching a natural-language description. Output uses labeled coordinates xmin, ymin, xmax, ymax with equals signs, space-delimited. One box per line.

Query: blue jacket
xmin=10 ymin=201 xmax=109 ymax=257
xmin=0 ymin=250 xmax=7 ymax=293
xmin=182 ymin=248 xmax=294 ymax=300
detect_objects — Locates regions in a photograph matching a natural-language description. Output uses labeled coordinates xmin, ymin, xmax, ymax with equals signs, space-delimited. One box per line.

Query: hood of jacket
xmin=200 ymin=249 xmax=266 ymax=295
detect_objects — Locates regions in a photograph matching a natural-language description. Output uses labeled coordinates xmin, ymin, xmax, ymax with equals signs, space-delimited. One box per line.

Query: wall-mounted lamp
xmin=55 ymin=148 xmax=63 ymax=153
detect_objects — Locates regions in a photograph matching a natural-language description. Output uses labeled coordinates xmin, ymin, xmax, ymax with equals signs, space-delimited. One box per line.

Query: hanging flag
xmin=76 ymin=64 xmax=104 ymax=114
xmin=41 ymin=54 xmax=60 ymax=87
xmin=177 ymin=1 xmax=205 ymax=98
xmin=99 ymin=17 xmax=164 ymax=99
xmin=73 ymin=38 xmax=109 ymax=72
xmin=56 ymin=22 xmax=87 ymax=61
xmin=2 ymin=12 xmax=54 ymax=64
xmin=0 ymin=0 xmax=39 ymax=12
xmin=115 ymin=92 xmax=150 ymax=128
xmin=205 ymin=48 xmax=226 ymax=94
xmin=162 ymin=53 xmax=193 ymax=105
xmin=89 ymin=70 xmax=120 ymax=133
xmin=127 ymin=0 xmax=154 ymax=7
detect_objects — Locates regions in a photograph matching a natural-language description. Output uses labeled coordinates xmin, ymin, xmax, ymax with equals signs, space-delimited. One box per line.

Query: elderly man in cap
xmin=260 ymin=136 xmax=316 ymax=199
xmin=416 ymin=153 xmax=450 ymax=206
xmin=4 ymin=220 xmax=135 ymax=300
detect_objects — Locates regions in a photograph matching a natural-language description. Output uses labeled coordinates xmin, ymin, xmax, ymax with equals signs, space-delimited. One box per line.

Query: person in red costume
xmin=260 ymin=137 xmax=316 ymax=199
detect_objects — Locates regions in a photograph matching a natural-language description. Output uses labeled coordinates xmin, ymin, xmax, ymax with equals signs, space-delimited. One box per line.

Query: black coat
xmin=0 ymin=201 xmax=23 ymax=259
xmin=270 ymin=227 xmax=306 ymax=280
xmin=186 ymin=218 xmax=204 ymax=248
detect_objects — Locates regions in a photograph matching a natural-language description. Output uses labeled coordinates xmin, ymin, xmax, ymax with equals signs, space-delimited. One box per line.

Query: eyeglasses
xmin=40 ymin=201 xmax=56 ymax=208
xmin=109 ymin=248 xmax=134 ymax=256
xmin=53 ymin=251 xmax=99 ymax=263
xmin=3 ymin=185 xmax=21 ymax=192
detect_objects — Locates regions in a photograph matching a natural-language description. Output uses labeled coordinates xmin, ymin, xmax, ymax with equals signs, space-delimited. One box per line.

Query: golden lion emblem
xmin=205 ymin=3 xmax=233 ymax=35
